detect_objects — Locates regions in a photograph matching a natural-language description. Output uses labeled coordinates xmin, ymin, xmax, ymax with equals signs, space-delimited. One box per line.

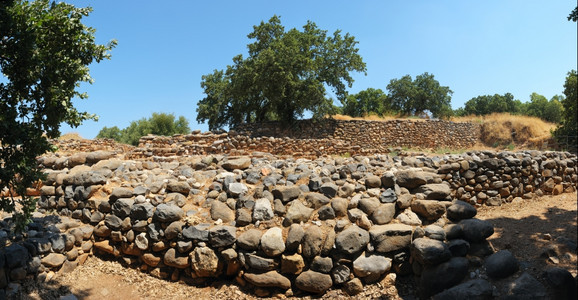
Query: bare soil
xmin=15 ymin=192 xmax=578 ymax=300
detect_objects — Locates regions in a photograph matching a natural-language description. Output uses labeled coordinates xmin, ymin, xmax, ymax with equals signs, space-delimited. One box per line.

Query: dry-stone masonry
xmin=1 ymin=142 xmax=576 ymax=298
xmin=124 ymin=119 xmax=480 ymax=158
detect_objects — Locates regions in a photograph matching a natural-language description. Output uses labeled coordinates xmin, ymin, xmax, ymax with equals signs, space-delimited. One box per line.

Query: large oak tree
xmin=196 ymin=16 xmax=366 ymax=130
xmin=0 ymin=0 xmax=115 ymax=230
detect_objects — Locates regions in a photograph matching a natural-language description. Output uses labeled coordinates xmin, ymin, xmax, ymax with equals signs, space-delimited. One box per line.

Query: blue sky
xmin=61 ymin=0 xmax=577 ymax=138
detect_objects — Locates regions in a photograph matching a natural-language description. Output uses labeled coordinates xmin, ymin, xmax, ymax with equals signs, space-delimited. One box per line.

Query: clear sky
xmin=61 ymin=0 xmax=577 ymax=138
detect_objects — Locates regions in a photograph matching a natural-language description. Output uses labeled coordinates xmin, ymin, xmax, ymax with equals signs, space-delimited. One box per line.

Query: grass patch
xmin=59 ymin=132 xmax=84 ymax=140
xmin=451 ymin=113 xmax=555 ymax=149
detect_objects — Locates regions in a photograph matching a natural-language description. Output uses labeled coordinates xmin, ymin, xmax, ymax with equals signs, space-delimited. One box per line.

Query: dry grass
xmin=452 ymin=113 xmax=556 ymax=148
xmin=58 ymin=132 xmax=84 ymax=140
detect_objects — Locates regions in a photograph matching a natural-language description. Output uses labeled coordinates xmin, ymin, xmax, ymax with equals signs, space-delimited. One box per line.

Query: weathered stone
xmin=505 ymin=272 xmax=547 ymax=298
xmin=208 ymin=225 xmax=236 ymax=248
xmin=446 ymin=200 xmax=477 ymax=221
xmin=285 ymin=200 xmax=313 ymax=224
xmin=310 ymin=256 xmax=333 ymax=274
xmin=485 ymin=250 xmax=519 ymax=279
xmin=110 ymin=187 xmax=133 ymax=200
xmin=112 ymin=198 xmax=134 ymax=218
xmin=396 ymin=170 xmax=428 ymax=189
xmin=295 ymin=270 xmax=333 ymax=294
xmin=222 ymin=157 xmax=252 ymax=171
xmin=244 ymin=271 xmax=291 ymax=290
xmin=153 ymin=203 xmax=184 ymax=223
xmin=331 ymin=264 xmax=351 ymax=284
xmin=424 ymin=225 xmax=446 ymax=241
xmin=358 ymin=197 xmax=380 ymax=215
xmin=260 ymin=227 xmax=285 ymax=257
xmin=272 ymin=186 xmax=301 ymax=203
xmin=237 ymin=229 xmax=262 ymax=251
xmin=365 ymin=175 xmax=382 ymax=188
xmin=281 ymin=254 xmax=305 ymax=274
xmin=190 ymin=246 xmax=222 ymax=277
xmin=415 ymin=183 xmax=451 ymax=200
xmin=331 ymin=197 xmax=348 ymax=217
xmin=420 ymin=257 xmax=469 ymax=298
xmin=253 ymin=198 xmax=273 ymax=221
xmin=164 ymin=248 xmax=190 ymax=269
xmin=411 ymin=238 xmax=451 ymax=265
xmin=181 ymin=225 xmax=209 ymax=242
xmin=448 ymin=239 xmax=470 ymax=257
xmin=459 ymin=219 xmax=494 ymax=242
xmin=371 ymin=203 xmax=396 ymax=225
xmin=104 ymin=214 xmax=123 ymax=231
xmin=242 ymin=253 xmax=277 ymax=271
xmin=166 ymin=180 xmax=190 ymax=195
xmin=335 ymin=225 xmax=369 ymax=255
xmin=210 ymin=201 xmax=234 ymax=223
xmin=141 ymin=253 xmax=161 ymax=267
xmin=370 ymin=223 xmax=413 ymax=253
xmin=164 ymin=221 xmax=184 ymax=240
xmin=432 ymin=279 xmax=493 ymax=300
xmin=227 ymin=182 xmax=248 ymax=197
xmin=319 ymin=182 xmax=338 ymax=198
xmin=286 ymin=224 xmax=304 ymax=252
xmin=305 ymin=193 xmax=331 ymax=209
xmin=353 ymin=254 xmax=392 ymax=283
xmin=41 ymin=253 xmax=66 ymax=268
xmin=411 ymin=200 xmax=446 ymax=221
xmin=343 ymin=278 xmax=364 ymax=296
xmin=396 ymin=208 xmax=422 ymax=225
xmin=301 ymin=225 xmax=323 ymax=258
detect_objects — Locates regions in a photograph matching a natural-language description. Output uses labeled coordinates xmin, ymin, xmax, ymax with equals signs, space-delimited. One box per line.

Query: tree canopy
xmin=97 ymin=113 xmax=190 ymax=146
xmin=0 ymin=0 xmax=115 ymax=231
xmin=461 ymin=93 xmax=523 ymax=116
xmin=196 ymin=15 xmax=367 ymax=130
xmin=341 ymin=88 xmax=391 ymax=118
xmin=386 ymin=72 xmax=453 ymax=119
xmin=553 ymin=70 xmax=577 ymax=151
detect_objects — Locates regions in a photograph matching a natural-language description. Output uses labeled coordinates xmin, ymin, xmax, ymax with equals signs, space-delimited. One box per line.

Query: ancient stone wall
xmin=1 ymin=149 xmax=576 ymax=298
xmin=128 ymin=119 xmax=480 ymax=158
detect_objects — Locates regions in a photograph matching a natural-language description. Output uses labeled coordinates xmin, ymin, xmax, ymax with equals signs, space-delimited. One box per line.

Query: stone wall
xmin=129 ymin=119 xmax=480 ymax=158
xmin=1 ymin=149 xmax=576 ymax=298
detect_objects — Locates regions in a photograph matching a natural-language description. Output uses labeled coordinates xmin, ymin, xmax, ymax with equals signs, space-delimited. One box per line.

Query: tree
xmin=525 ymin=93 xmax=563 ymax=123
xmin=0 ymin=0 xmax=116 ymax=231
xmin=462 ymin=93 xmax=522 ymax=116
xmin=569 ymin=6 xmax=577 ymax=22
xmin=96 ymin=113 xmax=191 ymax=146
xmin=95 ymin=126 xmax=122 ymax=141
xmin=386 ymin=72 xmax=453 ymax=119
xmin=196 ymin=15 xmax=367 ymax=130
xmin=341 ymin=88 xmax=391 ymax=118
xmin=553 ymin=70 xmax=577 ymax=151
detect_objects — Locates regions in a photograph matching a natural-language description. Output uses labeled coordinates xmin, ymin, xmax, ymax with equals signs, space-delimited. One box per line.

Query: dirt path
xmin=17 ymin=192 xmax=578 ymax=300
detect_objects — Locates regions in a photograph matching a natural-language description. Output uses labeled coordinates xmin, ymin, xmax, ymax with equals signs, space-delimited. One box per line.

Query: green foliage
xmin=462 ymin=93 xmax=522 ymax=116
xmin=97 ymin=113 xmax=191 ymax=146
xmin=525 ymin=93 xmax=563 ymax=124
xmin=553 ymin=70 xmax=577 ymax=152
xmin=386 ymin=72 xmax=453 ymax=119
xmin=0 ymin=0 xmax=115 ymax=232
xmin=197 ymin=15 xmax=367 ymax=130
xmin=341 ymin=88 xmax=390 ymax=117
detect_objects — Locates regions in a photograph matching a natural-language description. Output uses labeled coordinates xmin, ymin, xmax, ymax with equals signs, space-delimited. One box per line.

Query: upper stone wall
xmin=129 ymin=119 xmax=480 ymax=159
xmin=235 ymin=119 xmax=480 ymax=149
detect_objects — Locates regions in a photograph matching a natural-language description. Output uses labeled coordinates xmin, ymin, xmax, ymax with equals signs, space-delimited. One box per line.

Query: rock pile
xmin=1 ymin=148 xmax=576 ymax=298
